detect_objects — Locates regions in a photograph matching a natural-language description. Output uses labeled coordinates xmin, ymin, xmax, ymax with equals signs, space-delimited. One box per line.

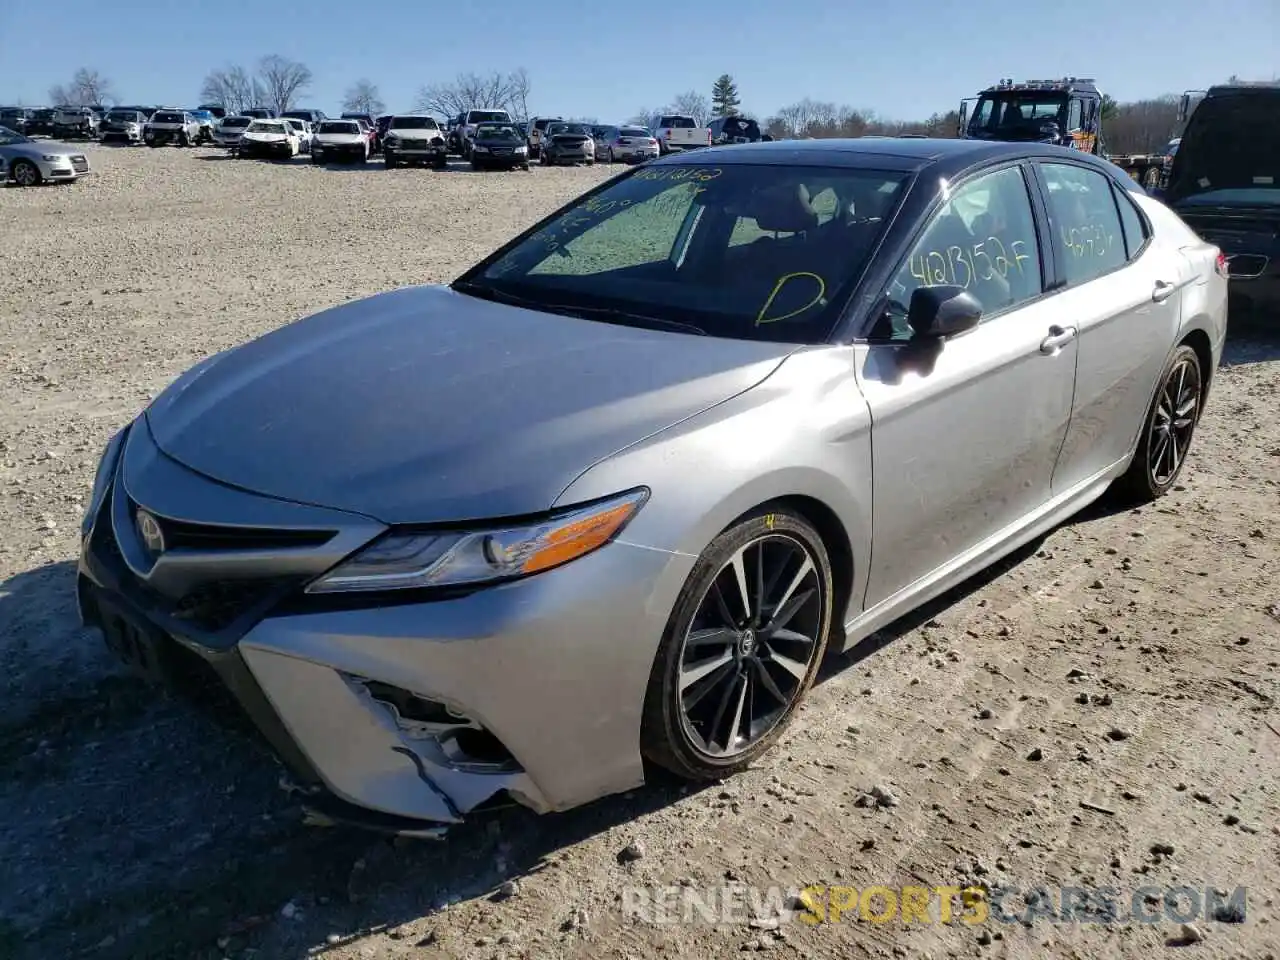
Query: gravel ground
xmin=1 ymin=144 xmax=1278 ymax=960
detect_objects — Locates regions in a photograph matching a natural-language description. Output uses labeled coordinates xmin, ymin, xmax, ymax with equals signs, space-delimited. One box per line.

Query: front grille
xmin=399 ymin=139 xmax=427 ymax=149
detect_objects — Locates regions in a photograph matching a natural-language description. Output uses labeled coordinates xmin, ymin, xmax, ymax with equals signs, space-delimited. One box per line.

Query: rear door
xmin=1031 ymin=160 xmax=1181 ymax=492
xmin=855 ymin=162 xmax=1078 ymax=608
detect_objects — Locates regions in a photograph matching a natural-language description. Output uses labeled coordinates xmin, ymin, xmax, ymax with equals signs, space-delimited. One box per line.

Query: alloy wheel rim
xmin=15 ymin=163 xmax=36 ymax=186
xmin=1149 ymin=357 xmax=1200 ymax=486
xmin=677 ymin=533 xmax=823 ymax=758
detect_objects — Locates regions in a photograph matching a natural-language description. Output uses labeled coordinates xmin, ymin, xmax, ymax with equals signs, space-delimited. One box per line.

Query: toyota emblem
xmin=135 ymin=510 xmax=165 ymax=557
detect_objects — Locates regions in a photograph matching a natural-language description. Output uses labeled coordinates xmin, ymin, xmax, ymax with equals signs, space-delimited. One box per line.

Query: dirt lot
xmin=1 ymin=145 xmax=1278 ymax=960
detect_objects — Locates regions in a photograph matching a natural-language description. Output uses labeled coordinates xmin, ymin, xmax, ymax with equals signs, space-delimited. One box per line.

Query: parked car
xmin=598 ymin=125 xmax=659 ymax=163
xmin=382 ymin=115 xmax=447 ymax=169
xmin=187 ymin=110 xmax=217 ymax=144
xmin=26 ymin=108 xmax=57 ymax=136
xmin=0 ymin=107 xmax=34 ymax=134
xmin=73 ymin=138 xmax=1226 ymax=836
xmin=144 ymin=110 xmax=202 ymax=147
xmin=51 ymin=105 xmax=100 ymax=140
xmin=100 ymin=109 xmax=149 ymax=145
xmin=282 ymin=108 xmax=327 ymax=128
xmin=590 ymin=124 xmax=613 ymax=160
xmin=468 ymin=122 xmax=530 ymax=171
xmin=458 ymin=108 xmax=513 ymax=158
xmin=242 ymin=107 xmax=277 ymax=120
xmin=235 ymin=119 xmax=301 ymax=159
xmin=0 ymin=124 xmax=92 ymax=186
xmin=341 ymin=112 xmax=379 ymax=152
xmin=654 ymin=114 xmax=707 ymax=153
xmin=198 ymin=104 xmax=229 ymax=120
xmin=707 ymin=115 xmax=770 ymax=145
xmin=525 ymin=116 xmax=563 ymax=159
xmin=539 ymin=121 xmax=595 ymax=166
xmin=283 ymin=118 xmax=314 ymax=153
xmin=310 ymin=119 xmax=369 ymax=165
xmin=213 ymin=115 xmax=252 ymax=148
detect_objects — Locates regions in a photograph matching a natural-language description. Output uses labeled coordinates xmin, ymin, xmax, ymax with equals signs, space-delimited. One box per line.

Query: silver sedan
xmin=0 ymin=125 xmax=91 ymax=186
xmin=78 ymin=138 xmax=1226 ymax=835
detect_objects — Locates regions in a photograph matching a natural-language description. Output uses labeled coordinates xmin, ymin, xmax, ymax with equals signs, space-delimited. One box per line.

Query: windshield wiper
xmin=452 ymin=281 xmax=708 ymax=335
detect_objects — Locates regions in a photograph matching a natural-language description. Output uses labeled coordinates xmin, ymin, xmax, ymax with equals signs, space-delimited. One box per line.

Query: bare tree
xmin=49 ymin=68 xmax=116 ymax=107
xmin=342 ymin=79 xmax=386 ymax=116
xmin=258 ymin=55 xmax=313 ymax=114
xmin=508 ymin=68 xmax=531 ymax=124
xmin=201 ymin=66 xmax=257 ymax=113
xmin=669 ymin=90 xmax=712 ymax=127
xmin=415 ymin=70 xmax=529 ymax=119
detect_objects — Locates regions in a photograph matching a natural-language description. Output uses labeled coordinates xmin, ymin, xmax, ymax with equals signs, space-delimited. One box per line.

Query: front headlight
xmin=515 ymin=144 xmax=527 ymax=153
xmin=306 ymin=488 xmax=649 ymax=594
xmin=41 ymin=154 xmax=63 ymax=162
xmin=472 ymin=144 xmax=489 ymax=153
xmin=82 ymin=427 xmax=127 ymax=536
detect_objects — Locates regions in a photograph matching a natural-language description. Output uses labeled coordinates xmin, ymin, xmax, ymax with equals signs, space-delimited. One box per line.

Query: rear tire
xmin=1111 ymin=344 xmax=1203 ymax=504
xmin=640 ymin=508 xmax=833 ymax=781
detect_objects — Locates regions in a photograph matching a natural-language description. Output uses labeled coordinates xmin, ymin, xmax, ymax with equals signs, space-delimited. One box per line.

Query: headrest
xmin=743 ymin=183 xmax=820 ymax=233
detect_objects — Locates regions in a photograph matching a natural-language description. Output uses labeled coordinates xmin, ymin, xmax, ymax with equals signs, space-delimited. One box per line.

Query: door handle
xmin=1152 ymin=280 xmax=1177 ymax=303
xmin=1040 ymin=325 xmax=1078 ymax=354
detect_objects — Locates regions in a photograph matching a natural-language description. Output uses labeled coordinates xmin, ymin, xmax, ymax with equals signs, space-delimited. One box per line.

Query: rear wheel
xmin=1112 ymin=344 xmax=1203 ymax=503
xmin=641 ymin=508 xmax=833 ymax=781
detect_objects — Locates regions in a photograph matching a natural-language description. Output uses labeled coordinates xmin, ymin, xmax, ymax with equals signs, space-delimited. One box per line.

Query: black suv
xmin=707 ymin=115 xmax=771 ymax=145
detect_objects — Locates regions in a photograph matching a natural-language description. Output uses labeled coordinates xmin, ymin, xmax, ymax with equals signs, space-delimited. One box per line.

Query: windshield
xmin=1166 ymin=94 xmax=1280 ymax=204
xmin=459 ymin=163 xmax=908 ymax=344
xmin=247 ymin=121 xmax=286 ymax=133
xmin=534 ymin=118 xmax=558 ymax=131
xmin=285 ymin=120 xmax=305 ymax=130
xmin=476 ymin=125 xmax=520 ymax=139
xmin=389 ymin=116 xmax=437 ymax=130
xmin=967 ymin=92 xmax=1067 ymax=137
xmin=660 ymin=117 xmax=696 ymax=128
xmin=0 ymin=126 xmax=32 ymax=145
xmin=318 ymin=121 xmax=359 ymax=134
xmin=107 ymin=111 xmax=140 ymax=122
xmin=221 ymin=117 xmax=251 ymax=128
xmin=153 ymin=112 xmax=184 ymax=123
xmin=549 ymin=123 xmax=590 ymax=136
xmin=468 ymin=110 xmax=509 ymax=123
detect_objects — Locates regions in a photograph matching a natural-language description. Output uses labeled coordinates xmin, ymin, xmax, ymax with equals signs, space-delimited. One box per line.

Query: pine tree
xmin=711 ymin=75 xmax=741 ymax=117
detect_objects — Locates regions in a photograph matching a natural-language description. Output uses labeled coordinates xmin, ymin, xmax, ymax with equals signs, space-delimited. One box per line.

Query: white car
xmin=236 ymin=119 xmax=301 ymax=160
xmin=214 ymin=116 xmax=252 ymax=147
xmin=311 ymin=119 xmax=370 ymax=165
xmin=382 ymin=115 xmax=448 ymax=169
xmin=284 ymin=118 xmax=314 ymax=154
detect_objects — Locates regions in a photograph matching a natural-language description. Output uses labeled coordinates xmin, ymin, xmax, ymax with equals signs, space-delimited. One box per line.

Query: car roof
xmin=654 ymin=137 xmax=1096 ymax=173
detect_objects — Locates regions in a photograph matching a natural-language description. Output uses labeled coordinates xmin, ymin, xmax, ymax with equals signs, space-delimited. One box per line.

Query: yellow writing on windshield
xmin=632 ymin=166 xmax=723 ymax=183
xmin=756 ymin=272 xmax=826 ymax=326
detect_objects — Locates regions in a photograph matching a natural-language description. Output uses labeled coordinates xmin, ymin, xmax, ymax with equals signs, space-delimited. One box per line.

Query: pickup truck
xmin=654 ymin=115 xmax=707 ymax=154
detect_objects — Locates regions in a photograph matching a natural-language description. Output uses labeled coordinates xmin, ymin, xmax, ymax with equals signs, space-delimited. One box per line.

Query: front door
xmin=1035 ymin=160 xmax=1182 ymax=492
xmin=855 ymin=163 xmax=1078 ymax=609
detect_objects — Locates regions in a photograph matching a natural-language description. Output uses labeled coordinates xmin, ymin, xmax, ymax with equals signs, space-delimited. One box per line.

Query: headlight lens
xmin=473 ymin=144 xmax=489 ymax=153
xmin=82 ymin=427 xmax=127 ymax=536
xmin=42 ymin=154 xmax=62 ymax=162
xmin=306 ymin=488 xmax=648 ymax=594
xmin=515 ymin=145 xmax=527 ymax=153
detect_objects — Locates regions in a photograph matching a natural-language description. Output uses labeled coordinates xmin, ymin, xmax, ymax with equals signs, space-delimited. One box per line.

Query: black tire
xmin=470 ymin=161 xmax=481 ymax=171
xmin=434 ymin=156 xmax=448 ymax=170
xmin=640 ymin=507 xmax=833 ymax=781
xmin=11 ymin=159 xmax=41 ymax=187
xmin=1112 ymin=344 xmax=1204 ymax=504
xmin=384 ymin=151 xmax=397 ymax=168
xmin=521 ymin=163 xmax=530 ymax=171
xmin=178 ymin=131 xmax=190 ymax=148
xmin=311 ymin=156 xmax=323 ymax=165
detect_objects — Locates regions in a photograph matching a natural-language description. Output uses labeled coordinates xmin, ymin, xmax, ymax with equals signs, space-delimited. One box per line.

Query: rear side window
xmin=1113 ymin=185 xmax=1149 ymax=260
xmin=1039 ymin=162 xmax=1127 ymax=286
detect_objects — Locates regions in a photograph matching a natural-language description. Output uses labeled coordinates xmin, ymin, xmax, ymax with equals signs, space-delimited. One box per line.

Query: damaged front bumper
xmin=77 ymin=418 xmax=683 ymax=834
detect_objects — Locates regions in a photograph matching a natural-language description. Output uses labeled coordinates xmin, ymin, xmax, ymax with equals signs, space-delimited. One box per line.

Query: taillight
xmin=1214 ymin=251 xmax=1228 ymax=277
xmin=706 ymin=127 xmax=712 ymax=145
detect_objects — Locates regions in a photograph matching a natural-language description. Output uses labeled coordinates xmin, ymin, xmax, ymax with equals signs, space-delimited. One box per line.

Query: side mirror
xmin=907 ymin=285 xmax=983 ymax=339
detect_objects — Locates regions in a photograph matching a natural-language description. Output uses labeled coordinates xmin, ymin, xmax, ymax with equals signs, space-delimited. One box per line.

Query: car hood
xmin=145 ymin=284 xmax=794 ymax=524
xmin=316 ymin=133 xmax=364 ymax=144
xmin=4 ymin=139 xmax=79 ymax=157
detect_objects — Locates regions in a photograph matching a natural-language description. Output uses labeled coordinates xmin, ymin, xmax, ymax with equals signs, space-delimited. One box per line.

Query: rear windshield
xmin=618 ymin=127 xmax=651 ymax=138
xmin=533 ymin=118 xmax=558 ymax=130
xmin=722 ymin=117 xmax=760 ymax=135
xmin=468 ymin=110 xmax=509 ymax=123
xmin=467 ymin=163 xmax=909 ymax=344
xmin=246 ymin=121 xmax=286 ymax=133
xmin=318 ymin=121 xmax=360 ymax=134
xmin=282 ymin=112 xmax=312 ymax=120
xmin=389 ymin=116 xmax=438 ymax=130
xmin=221 ymin=117 xmax=251 ymax=128
xmin=153 ymin=112 xmax=184 ymax=123
xmin=660 ymin=116 xmax=696 ymax=128
xmin=1167 ymin=94 xmax=1280 ymax=203
xmin=107 ymin=111 xmax=140 ymax=122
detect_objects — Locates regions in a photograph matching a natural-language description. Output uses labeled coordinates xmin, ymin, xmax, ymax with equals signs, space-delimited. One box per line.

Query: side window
xmin=1040 ymin=162 xmax=1127 ymax=286
xmin=526 ymin=182 xmax=701 ymax=276
xmin=1113 ymin=184 xmax=1149 ymax=260
xmin=1067 ymin=98 xmax=1083 ymax=132
xmin=885 ymin=165 xmax=1042 ymax=336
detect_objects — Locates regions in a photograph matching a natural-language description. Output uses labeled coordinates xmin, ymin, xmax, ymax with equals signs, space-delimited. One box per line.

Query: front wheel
xmin=11 ymin=159 xmax=41 ymax=187
xmin=178 ymin=131 xmax=190 ymax=147
xmin=640 ymin=508 xmax=833 ymax=781
xmin=1112 ymin=344 xmax=1203 ymax=503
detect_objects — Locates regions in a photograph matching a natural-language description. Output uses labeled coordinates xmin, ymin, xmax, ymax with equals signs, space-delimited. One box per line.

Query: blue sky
xmin=2 ymin=0 xmax=1275 ymax=122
